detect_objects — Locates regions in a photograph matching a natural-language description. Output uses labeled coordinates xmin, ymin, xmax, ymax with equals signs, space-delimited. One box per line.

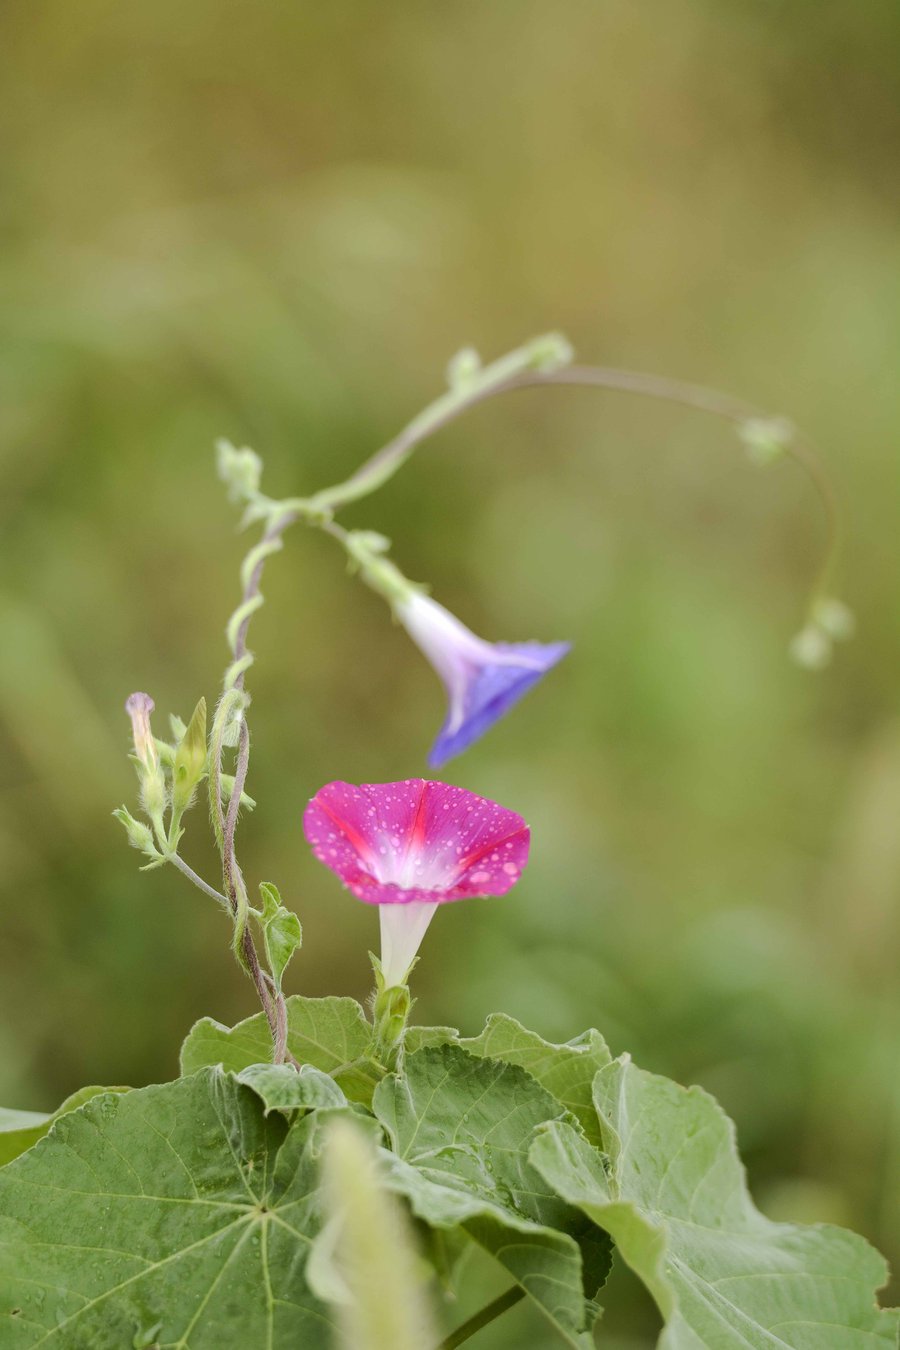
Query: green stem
xmin=311 ymin=355 xmax=842 ymax=623
xmin=438 ymin=1287 xmax=526 ymax=1349
xmin=210 ymin=505 xmax=302 ymax=1056
xmin=307 ymin=334 xmax=570 ymax=512
xmin=165 ymin=852 xmax=231 ymax=912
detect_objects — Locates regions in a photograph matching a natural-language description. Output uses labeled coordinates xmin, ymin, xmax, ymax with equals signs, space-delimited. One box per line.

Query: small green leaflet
xmin=461 ymin=1013 xmax=611 ymax=1145
xmin=373 ymin=1042 xmax=610 ymax=1348
xmin=179 ymin=995 xmax=384 ymax=1105
xmin=0 ymin=1085 xmax=130 ymax=1167
xmin=257 ymin=882 xmax=302 ymax=992
xmin=0 ymin=1071 xmax=358 ymax=1348
xmin=530 ymin=1055 xmax=900 ymax=1349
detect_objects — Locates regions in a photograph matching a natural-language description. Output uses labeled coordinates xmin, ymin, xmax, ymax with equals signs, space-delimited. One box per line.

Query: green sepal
xmin=112 ymin=806 xmax=158 ymax=859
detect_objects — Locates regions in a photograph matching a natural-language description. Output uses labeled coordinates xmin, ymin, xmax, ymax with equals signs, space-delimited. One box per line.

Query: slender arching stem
xmin=166 ymin=853 xmax=231 ymax=911
xmin=309 ymin=360 xmax=842 ymax=614
xmin=437 ymin=1286 xmax=525 ymax=1349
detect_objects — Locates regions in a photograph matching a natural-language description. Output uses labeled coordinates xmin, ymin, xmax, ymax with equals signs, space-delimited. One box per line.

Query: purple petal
xmin=428 ymin=641 xmax=571 ymax=768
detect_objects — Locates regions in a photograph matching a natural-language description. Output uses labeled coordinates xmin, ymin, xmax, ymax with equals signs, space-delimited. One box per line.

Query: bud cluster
xmin=115 ymin=692 xmax=211 ymax=861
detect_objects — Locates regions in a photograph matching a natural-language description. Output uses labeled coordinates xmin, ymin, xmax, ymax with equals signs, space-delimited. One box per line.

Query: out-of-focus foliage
xmin=1 ymin=2 xmax=898 ymax=1342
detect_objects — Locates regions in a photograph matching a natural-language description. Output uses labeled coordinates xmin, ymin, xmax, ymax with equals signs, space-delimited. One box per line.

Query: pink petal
xmin=303 ymin=779 xmax=530 ymax=905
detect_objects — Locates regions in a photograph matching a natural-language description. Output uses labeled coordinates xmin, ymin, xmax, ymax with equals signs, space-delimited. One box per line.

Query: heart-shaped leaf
xmin=531 ymin=1056 xmax=899 ymax=1349
xmin=0 ymin=1069 xmax=360 ymax=1347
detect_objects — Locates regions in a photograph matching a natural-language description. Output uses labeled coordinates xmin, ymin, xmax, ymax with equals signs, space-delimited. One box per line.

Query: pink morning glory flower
xmin=303 ymin=779 xmax=530 ymax=986
xmin=395 ymin=591 xmax=570 ymax=768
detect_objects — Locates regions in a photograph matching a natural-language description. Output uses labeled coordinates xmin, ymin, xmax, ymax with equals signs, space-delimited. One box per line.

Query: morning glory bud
xmin=215 ymin=438 xmax=263 ymax=504
xmin=125 ymin=692 xmax=158 ymax=774
xmin=172 ymin=697 xmax=207 ymax=815
xmin=395 ymin=591 xmax=570 ymax=767
xmin=125 ymin=691 xmax=166 ymax=821
xmin=112 ymin=806 xmax=157 ymax=857
xmin=446 ymin=346 xmax=482 ymax=392
xmin=739 ymin=416 xmax=795 ymax=467
xmin=789 ymin=625 xmax=832 ymax=670
xmin=813 ymin=597 xmax=855 ymax=642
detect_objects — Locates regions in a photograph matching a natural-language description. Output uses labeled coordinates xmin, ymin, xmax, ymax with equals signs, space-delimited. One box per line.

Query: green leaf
xmin=373 ymin=1043 xmax=609 ymax=1348
xmin=531 ymin=1056 xmax=900 ymax=1349
xmin=179 ymin=995 xmax=384 ymax=1105
xmin=0 ymin=1070 xmax=361 ymax=1347
xmin=0 ymin=1085 xmax=130 ymax=1167
xmin=462 ymin=1013 xmax=610 ymax=1145
xmin=404 ymin=1025 xmax=459 ymax=1052
xmin=258 ymin=882 xmax=302 ymax=992
xmin=236 ymin=1063 xmax=348 ymax=1114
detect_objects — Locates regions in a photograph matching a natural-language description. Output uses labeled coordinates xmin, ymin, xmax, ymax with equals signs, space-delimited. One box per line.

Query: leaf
xmin=404 ymin=1025 xmax=460 ymax=1052
xmin=236 ymin=1063 xmax=348 ymax=1114
xmin=0 ymin=1070 xmax=362 ymax=1347
xmin=462 ymin=1013 xmax=610 ymax=1145
xmin=0 ymin=1085 xmax=130 ymax=1167
xmin=373 ymin=1043 xmax=609 ymax=1348
xmin=530 ymin=1056 xmax=900 ymax=1350
xmin=258 ymin=882 xmax=302 ymax=992
xmin=180 ymin=995 xmax=384 ymax=1105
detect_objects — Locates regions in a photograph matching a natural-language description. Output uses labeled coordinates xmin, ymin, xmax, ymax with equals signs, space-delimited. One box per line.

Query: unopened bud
xmin=113 ymin=807 xmax=157 ymax=856
xmin=527 ymin=331 xmax=574 ymax=373
xmin=173 ymin=697 xmax=207 ymax=813
xmin=446 ymin=347 xmax=482 ymax=392
xmin=739 ymin=416 xmax=794 ymax=467
xmin=125 ymin=692 xmax=158 ymax=774
xmin=215 ymin=439 xmax=263 ymax=503
xmin=814 ymin=597 xmax=855 ymax=642
xmin=790 ymin=625 xmax=832 ymax=670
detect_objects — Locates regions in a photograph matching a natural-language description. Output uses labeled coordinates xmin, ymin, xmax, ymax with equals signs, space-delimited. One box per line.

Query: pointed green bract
xmin=530 ymin=1056 xmax=900 ymax=1349
xmin=373 ymin=1042 xmax=610 ymax=1347
xmin=462 ymin=1013 xmax=611 ymax=1145
xmin=0 ymin=1070 xmax=364 ymax=1347
xmin=0 ymin=1085 xmax=130 ymax=1167
xmin=179 ymin=995 xmax=384 ymax=1105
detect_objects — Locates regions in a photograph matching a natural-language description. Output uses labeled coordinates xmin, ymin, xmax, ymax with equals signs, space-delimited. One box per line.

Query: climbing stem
xmin=311 ymin=356 xmax=842 ymax=621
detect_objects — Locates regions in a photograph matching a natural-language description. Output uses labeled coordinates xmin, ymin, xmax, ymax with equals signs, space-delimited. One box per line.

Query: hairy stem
xmin=437 ymin=1287 xmax=525 ymax=1349
xmin=212 ymin=507 xmax=299 ymax=1053
xmin=166 ymin=852 xmax=231 ymax=912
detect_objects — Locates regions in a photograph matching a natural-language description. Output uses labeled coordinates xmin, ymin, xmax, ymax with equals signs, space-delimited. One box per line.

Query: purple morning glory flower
xmin=395 ymin=592 xmax=571 ymax=768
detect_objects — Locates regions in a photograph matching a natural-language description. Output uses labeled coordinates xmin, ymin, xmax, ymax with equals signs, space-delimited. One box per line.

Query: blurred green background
xmin=2 ymin=2 xmax=899 ymax=1343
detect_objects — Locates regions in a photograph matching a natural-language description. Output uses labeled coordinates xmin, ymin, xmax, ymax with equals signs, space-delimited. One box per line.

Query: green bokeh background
xmin=2 ymin=3 xmax=899 ymax=1343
